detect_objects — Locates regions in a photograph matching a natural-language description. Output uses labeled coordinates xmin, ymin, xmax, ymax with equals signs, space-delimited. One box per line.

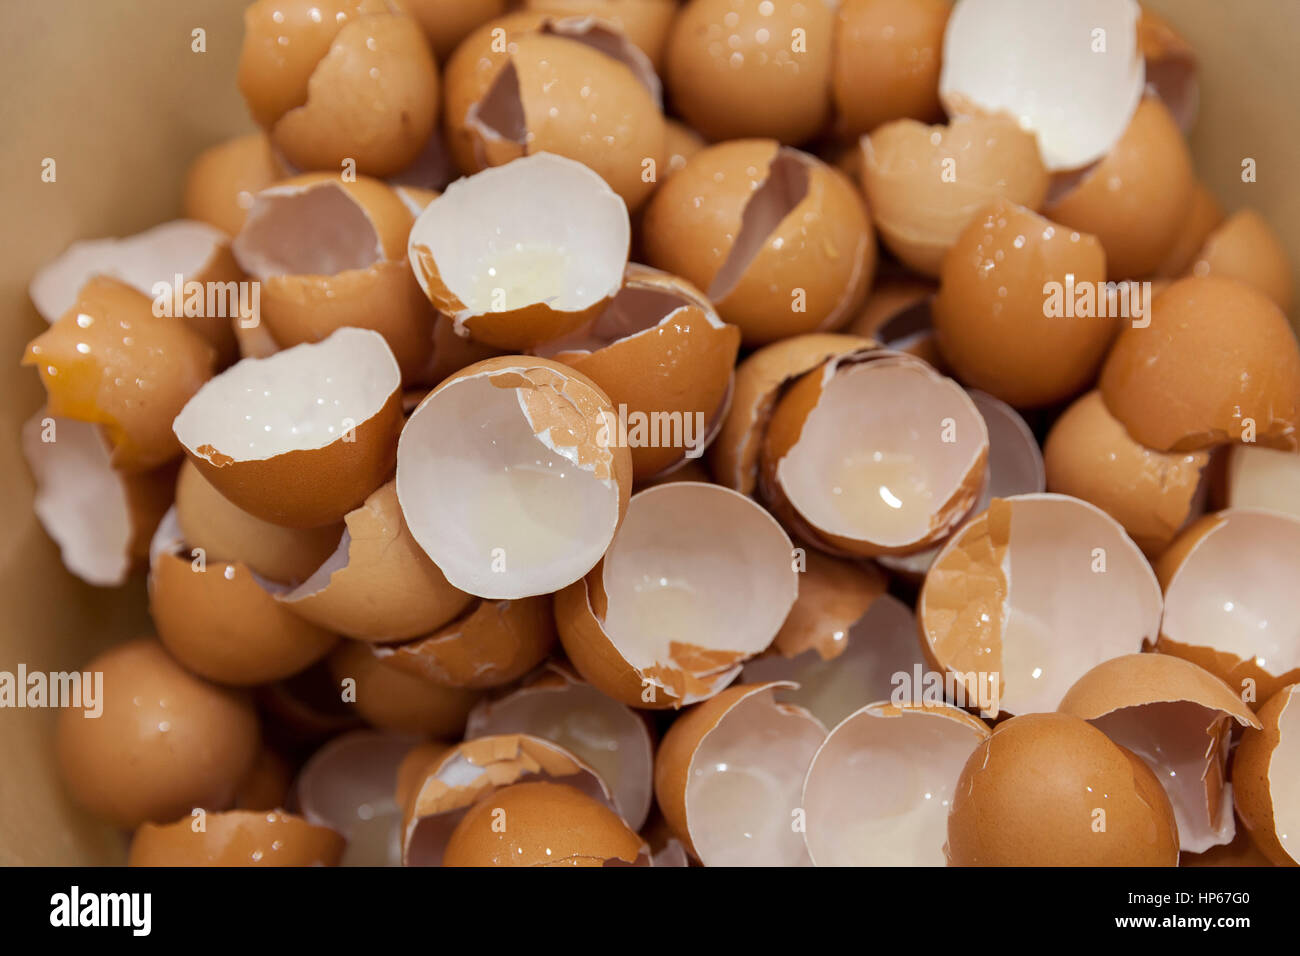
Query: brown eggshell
xmin=550 ymin=266 xmax=740 ymax=479
xmin=760 ymin=348 xmax=987 ymax=557
xmin=175 ymin=459 xmax=343 ymax=586
xmin=1045 ymin=97 xmax=1195 ymax=279
xmin=397 ymin=354 xmax=632 ymax=599
xmin=1044 ymin=390 xmax=1209 ymax=556
xmin=1099 ymin=276 xmax=1300 ymax=451
xmin=861 ymin=115 xmax=1048 ymax=276
xmin=407 ymin=154 xmax=630 ymax=351
xmin=174 ymin=328 xmax=404 ymax=529
xmin=276 ymin=481 xmax=472 ymax=642
xmin=710 ymin=332 xmax=873 ymax=494
xmin=1191 ymin=208 xmax=1294 ymax=313
xmin=832 ymin=0 xmax=949 ymax=140
xmin=1233 ymin=684 xmax=1299 ymax=866
xmin=643 ymin=140 xmax=875 ymax=346
xmin=401 ymin=733 xmax=620 ymax=865
xmin=328 ymin=639 xmax=481 ymax=737
xmin=248 ymin=4 xmax=440 ymax=177
xmin=473 ymin=32 xmax=665 ymax=210
xmin=129 ymin=811 xmax=344 ymax=866
xmin=57 ymin=639 xmax=261 ymax=829
xmin=653 ymin=682 xmax=824 ymax=865
xmin=945 ymin=712 xmax=1180 ymax=866
xmin=932 ymin=199 xmax=1115 ymax=408
xmin=1059 ymin=653 xmax=1260 ymax=853
xmin=1154 ymin=511 xmax=1300 ymax=706
xmin=23 ymin=276 xmax=216 ymax=472
xmin=664 ymin=0 xmax=833 ymax=144
xmin=372 ymin=596 xmax=555 ymax=689
xmin=444 ymin=781 xmax=647 ymax=866
xmin=151 ymin=548 xmax=338 ymax=686
xmin=183 ymin=132 xmax=286 ymax=237
xmin=464 ymin=663 xmax=655 ymax=828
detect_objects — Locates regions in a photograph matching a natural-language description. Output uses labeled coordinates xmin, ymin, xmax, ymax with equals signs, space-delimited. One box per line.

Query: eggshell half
xmin=803 ymin=701 xmax=989 ymax=866
xmin=57 ymin=639 xmax=260 ymax=830
xmin=1059 ymin=653 xmax=1260 ymax=853
xmin=945 ymin=712 xmax=1179 ymax=866
xmin=710 ymin=332 xmax=874 ymax=494
xmin=173 ymin=327 xmax=403 ymax=528
xmin=25 ymin=276 xmax=217 ymax=472
xmin=654 ymin=682 xmax=825 ymax=865
xmin=183 ymin=132 xmax=286 ymax=237
xmin=642 ymin=141 xmax=875 ymax=346
xmin=1044 ymin=390 xmax=1210 ymax=556
xmin=1155 ymin=510 xmax=1300 ymax=706
xmin=860 ymin=115 xmax=1048 ymax=275
xmin=1099 ymin=276 xmax=1300 ymax=451
xmin=400 ymin=734 xmax=619 ymax=865
xmin=397 ymin=355 xmax=630 ymax=598
xmin=1191 ymin=208 xmax=1294 ymax=312
xmin=556 ymin=482 xmax=798 ymax=709
xmin=443 ymin=780 xmax=648 ymax=866
xmin=919 ymin=494 xmax=1162 ymax=716
xmin=276 ymin=481 xmax=472 ymax=642
xmin=327 ymin=639 xmax=481 ymax=738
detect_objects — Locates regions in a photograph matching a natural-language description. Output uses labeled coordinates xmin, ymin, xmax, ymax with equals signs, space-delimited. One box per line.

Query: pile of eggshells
xmin=22 ymin=0 xmax=1300 ymax=866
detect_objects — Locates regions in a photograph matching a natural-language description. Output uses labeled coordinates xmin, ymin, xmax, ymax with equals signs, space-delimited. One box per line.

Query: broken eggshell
xmin=802 ymin=701 xmax=990 ymax=866
xmin=860 ymin=114 xmax=1049 ymax=276
xmin=173 ymin=327 xmax=403 ymax=529
xmin=1044 ymin=390 xmax=1210 ymax=557
xmin=945 ymin=712 xmax=1180 ymax=866
xmin=148 ymin=508 xmax=340 ymax=686
xmin=1099 ymin=276 xmax=1300 ymax=452
xmin=370 ymin=595 xmax=555 ymax=689
xmin=21 ymin=413 xmax=173 ymax=587
xmin=919 ymin=494 xmax=1163 ymax=716
xmin=939 ymin=0 xmax=1145 ymax=173
xmin=274 ymin=480 xmax=473 ymax=642
xmin=642 ymin=140 xmax=875 ymax=346
xmin=878 ymin=388 xmax=1045 ymax=578
xmin=1155 ymin=509 xmax=1300 ymax=706
xmin=232 ymin=174 xmax=437 ymax=383
xmin=24 ymin=276 xmax=217 ymax=473
xmin=237 ymin=0 xmax=439 ymax=177
xmin=760 ymin=348 xmax=989 ymax=558
xmin=183 ymin=131 xmax=286 ymax=237
xmin=741 ymin=554 xmax=929 ymax=728
xmin=400 ymin=733 xmax=622 ymax=866
xmin=465 ymin=663 xmax=654 ymax=829
xmin=174 ymin=458 xmax=343 ymax=588
xmin=396 ymin=355 xmax=632 ymax=599
xmin=407 ymin=153 xmax=630 ymax=350
xmin=710 ymin=332 xmax=874 ymax=495
xmin=654 ymin=682 xmax=826 ymax=866
xmin=1224 ymin=445 xmax=1300 ymax=520
xmin=443 ymin=780 xmax=648 ymax=867
xmin=540 ymin=264 xmax=740 ymax=480
xmin=1059 ymin=653 xmax=1260 ymax=853
xmin=327 ymin=639 xmax=482 ymax=738
xmin=29 ymin=219 xmax=242 ymax=365
xmin=556 ymin=481 xmax=798 ymax=709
